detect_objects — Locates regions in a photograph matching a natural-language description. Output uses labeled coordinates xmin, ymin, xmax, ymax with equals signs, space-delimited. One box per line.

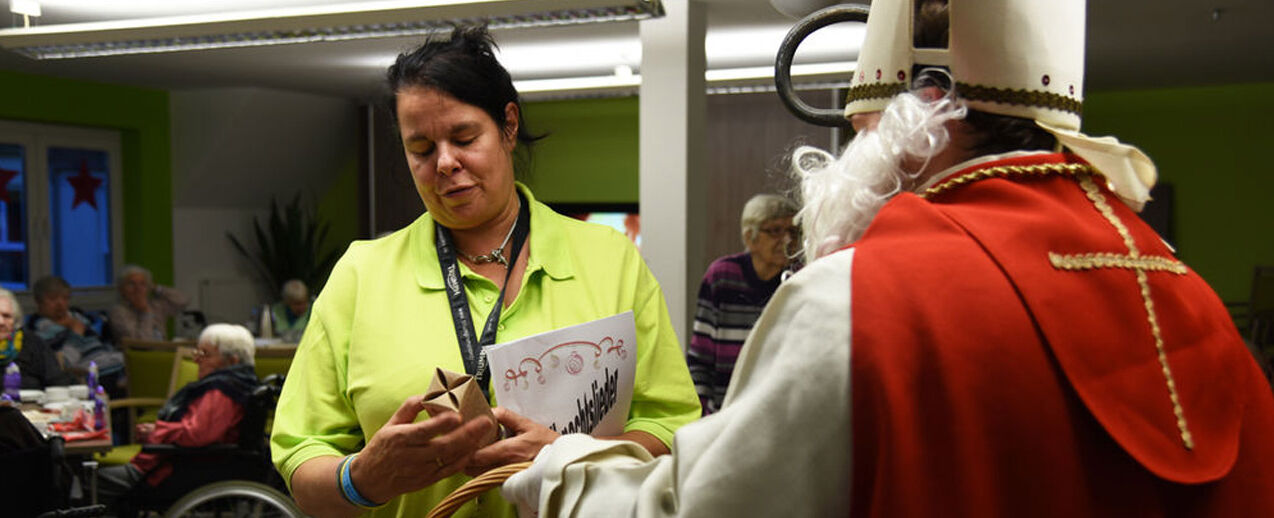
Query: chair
xmin=252 ymin=345 xmax=297 ymax=382
xmin=174 ymin=310 xmax=207 ymax=342
xmin=119 ymin=374 xmax=300 ymax=517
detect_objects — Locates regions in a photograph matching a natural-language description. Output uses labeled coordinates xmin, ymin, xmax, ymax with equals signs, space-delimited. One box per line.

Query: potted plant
xmin=227 ymin=193 xmax=342 ymax=301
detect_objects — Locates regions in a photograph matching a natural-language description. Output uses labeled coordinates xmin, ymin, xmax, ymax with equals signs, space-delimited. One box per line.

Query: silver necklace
xmin=459 ymin=200 xmax=520 ymax=267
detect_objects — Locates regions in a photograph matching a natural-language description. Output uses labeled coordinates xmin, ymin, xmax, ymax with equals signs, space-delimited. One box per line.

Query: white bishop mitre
xmin=843 ymin=0 xmax=1158 ymax=210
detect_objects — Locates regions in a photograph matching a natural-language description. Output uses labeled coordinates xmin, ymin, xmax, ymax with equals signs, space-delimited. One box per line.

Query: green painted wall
xmin=1084 ymin=83 xmax=1274 ymax=303
xmin=315 ymin=154 xmax=359 ymax=257
xmin=0 ymin=70 xmax=173 ymax=284
xmin=521 ymin=97 xmax=639 ymax=203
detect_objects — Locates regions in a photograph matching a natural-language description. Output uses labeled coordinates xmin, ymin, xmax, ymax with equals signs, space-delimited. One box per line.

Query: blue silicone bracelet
xmin=339 ymin=454 xmax=385 ymax=509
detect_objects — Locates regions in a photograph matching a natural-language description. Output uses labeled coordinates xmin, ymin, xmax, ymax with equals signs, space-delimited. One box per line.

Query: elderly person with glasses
xmin=96 ymin=323 xmax=258 ymax=509
xmin=686 ymin=194 xmax=799 ymax=415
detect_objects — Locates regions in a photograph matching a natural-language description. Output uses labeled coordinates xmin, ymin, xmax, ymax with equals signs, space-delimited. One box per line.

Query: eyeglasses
xmin=758 ymin=226 xmax=800 ymax=239
xmin=192 ymin=348 xmax=217 ymax=360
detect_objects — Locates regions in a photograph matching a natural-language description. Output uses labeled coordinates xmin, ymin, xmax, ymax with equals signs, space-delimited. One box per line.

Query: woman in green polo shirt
xmin=270 ymin=26 xmax=701 ymax=517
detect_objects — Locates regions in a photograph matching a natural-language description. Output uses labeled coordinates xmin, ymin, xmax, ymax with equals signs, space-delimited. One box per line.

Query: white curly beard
xmin=789 ymin=90 xmax=967 ymax=261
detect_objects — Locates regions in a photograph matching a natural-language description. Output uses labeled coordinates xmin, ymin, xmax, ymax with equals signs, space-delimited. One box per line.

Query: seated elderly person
xmin=95 ymin=324 xmax=258 ymax=509
xmin=29 ymin=275 xmax=126 ymax=395
xmin=0 ymin=288 xmax=76 ymax=390
xmin=108 ymin=265 xmax=189 ymax=341
xmin=270 ymin=279 xmax=310 ymax=342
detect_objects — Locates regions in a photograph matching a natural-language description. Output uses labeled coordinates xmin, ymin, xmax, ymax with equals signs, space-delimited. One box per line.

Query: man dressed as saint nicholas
xmin=499 ymin=0 xmax=1274 ymax=516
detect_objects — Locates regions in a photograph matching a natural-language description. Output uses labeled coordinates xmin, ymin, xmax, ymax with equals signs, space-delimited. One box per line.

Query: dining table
xmin=19 ymin=401 xmax=114 ymax=455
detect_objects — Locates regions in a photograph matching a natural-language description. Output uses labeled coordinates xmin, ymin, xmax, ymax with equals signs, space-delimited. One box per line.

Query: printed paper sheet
xmin=486 ymin=311 xmax=636 ymax=436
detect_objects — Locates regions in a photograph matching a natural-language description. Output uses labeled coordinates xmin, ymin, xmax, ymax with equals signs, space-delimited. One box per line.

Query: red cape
xmin=850 ymin=153 xmax=1274 ymax=516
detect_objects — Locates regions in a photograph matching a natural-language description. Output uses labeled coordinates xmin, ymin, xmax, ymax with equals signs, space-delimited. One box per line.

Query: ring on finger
xmin=435 ymin=457 xmax=444 ymax=468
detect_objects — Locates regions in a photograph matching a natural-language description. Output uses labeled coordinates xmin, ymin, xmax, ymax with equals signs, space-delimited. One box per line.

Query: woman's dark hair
xmin=386 ymin=25 xmax=544 ymax=176
xmin=913 ymin=0 xmax=1057 ymax=156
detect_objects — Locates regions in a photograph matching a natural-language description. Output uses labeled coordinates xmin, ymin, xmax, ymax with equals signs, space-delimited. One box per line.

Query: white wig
xmin=791 ymin=85 xmax=967 ymax=260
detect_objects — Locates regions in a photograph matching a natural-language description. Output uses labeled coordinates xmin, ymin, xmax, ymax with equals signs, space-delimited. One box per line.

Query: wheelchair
xmin=117 ymin=374 xmax=304 ymax=518
xmin=0 ymin=406 xmax=106 ymax=518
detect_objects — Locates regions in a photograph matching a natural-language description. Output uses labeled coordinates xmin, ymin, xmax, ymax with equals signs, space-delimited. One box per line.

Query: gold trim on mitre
xmin=843 ymin=82 xmax=909 ymax=105
xmin=956 ymin=82 xmax=1082 ymax=116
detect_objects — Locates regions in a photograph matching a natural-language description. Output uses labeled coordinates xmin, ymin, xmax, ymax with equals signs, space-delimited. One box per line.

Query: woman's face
xmin=193 ymin=342 xmax=235 ymax=379
xmin=396 ymin=86 xmax=519 ymax=231
xmin=120 ymin=272 xmax=149 ymax=310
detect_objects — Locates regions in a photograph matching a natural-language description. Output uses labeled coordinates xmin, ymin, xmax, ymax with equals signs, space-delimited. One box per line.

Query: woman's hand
xmin=465 ymin=407 xmax=561 ymax=476
xmin=348 ymin=394 xmax=495 ymax=504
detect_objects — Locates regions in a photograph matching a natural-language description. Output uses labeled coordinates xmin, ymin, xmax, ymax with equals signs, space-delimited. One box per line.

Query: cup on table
xmin=45 ymin=386 xmax=69 ymax=402
xmin=19 ymin=389 xmax=45 ymax=404
xmin=68 ymin=384 xmax=89 ymax=400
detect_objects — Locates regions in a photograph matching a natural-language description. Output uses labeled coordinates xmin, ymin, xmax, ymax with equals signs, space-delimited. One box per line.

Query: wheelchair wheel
xmin=162 ymin=480 xmax=304 ymax=518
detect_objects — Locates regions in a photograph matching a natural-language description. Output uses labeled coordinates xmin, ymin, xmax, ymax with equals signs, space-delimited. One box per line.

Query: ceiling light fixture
xmin=0 ymin=0 xmax=663 ymax=60
xmin=10 ymin=0 xmax=42 ymax=29
xmin=514 ymin=60 xmax=855 ymax=95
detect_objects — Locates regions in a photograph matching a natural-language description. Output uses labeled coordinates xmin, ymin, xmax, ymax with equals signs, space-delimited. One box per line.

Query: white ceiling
xmin=0 ymin=0 xmax=1271 ymax=102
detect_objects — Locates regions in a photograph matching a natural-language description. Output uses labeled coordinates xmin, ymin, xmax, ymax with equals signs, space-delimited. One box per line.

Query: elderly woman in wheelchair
xmin=96 ymin=324 xmax=260 ymax=511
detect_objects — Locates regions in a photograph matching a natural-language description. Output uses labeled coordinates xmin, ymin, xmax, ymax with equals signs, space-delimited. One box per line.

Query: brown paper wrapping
xmin=421 ymin=367 xmax=499 ymax=446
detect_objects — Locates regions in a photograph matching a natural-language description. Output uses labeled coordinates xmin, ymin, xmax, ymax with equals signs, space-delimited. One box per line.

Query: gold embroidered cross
xmin=1049 ymin=174 xmax=1193 ymax=449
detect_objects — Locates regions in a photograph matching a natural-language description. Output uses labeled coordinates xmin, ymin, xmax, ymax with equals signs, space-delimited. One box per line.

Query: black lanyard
xmin=434 ymin=195 xmax=530 ymax=397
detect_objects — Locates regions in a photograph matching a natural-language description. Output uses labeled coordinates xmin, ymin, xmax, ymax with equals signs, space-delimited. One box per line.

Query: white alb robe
xmin=504 ymin=250 xmax=855 ymax=517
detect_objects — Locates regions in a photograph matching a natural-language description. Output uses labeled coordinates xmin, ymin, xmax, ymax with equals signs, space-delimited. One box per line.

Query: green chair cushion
xmin=95 ymin=444 xmax=142 ymax=466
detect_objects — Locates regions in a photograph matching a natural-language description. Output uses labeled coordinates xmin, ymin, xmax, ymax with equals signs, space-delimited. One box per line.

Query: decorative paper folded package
xmin=421 ymin=368 xmax=499 ymax=447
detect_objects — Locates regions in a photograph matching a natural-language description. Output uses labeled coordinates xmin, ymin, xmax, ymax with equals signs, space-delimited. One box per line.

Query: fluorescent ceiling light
xmin=705 ymin=61 xmax=854 ymax=82
xmin=515 ymin=61 xmax=856 ymax=94
xmin=0 ymin=0 xmax=663 ymax=59
xmin=705 ymin=24 xmax=860 ymax=68
xmin=35 ymin=0 xmax=357 ymax=21
xmin=492 ymin=24 xmax=858 ymax=79
xmin=11 ymin=0 xmax=42 ymax=17
xmin=515 ymin=74 xmax=642 ymax=93
xmin=498 ymin=37 xmax=641 ymax=79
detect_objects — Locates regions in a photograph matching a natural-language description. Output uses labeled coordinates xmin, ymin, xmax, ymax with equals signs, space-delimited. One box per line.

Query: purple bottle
xmin=3 ymin=363 xmax=20 ymax=402
xmin=93 ymin=385 xmax=106 ymax=431
xmin=86 ymin=360 xmax=98 ymax=392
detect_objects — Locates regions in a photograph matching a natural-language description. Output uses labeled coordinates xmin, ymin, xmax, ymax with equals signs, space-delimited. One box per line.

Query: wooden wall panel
xmin=701 ymin=90 xmax=835 ymax=277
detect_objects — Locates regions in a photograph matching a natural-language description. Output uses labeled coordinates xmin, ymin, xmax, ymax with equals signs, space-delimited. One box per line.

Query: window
xmin=0 ymin=121 xmax=123 ymax=293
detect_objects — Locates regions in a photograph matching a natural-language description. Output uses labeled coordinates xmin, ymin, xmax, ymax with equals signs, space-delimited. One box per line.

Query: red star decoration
xmin=67 ymin=159 xmax=102 ymax=210
xmin=0 ymin=169 xmax=15 ymax=203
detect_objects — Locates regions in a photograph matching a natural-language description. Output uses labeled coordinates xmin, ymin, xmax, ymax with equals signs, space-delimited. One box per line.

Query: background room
xmin=0 ymin=0 xmax=1271 ymax=348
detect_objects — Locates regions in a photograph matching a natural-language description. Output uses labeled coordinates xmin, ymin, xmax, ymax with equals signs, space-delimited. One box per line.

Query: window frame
xmin=0 ymin=120 xmax=124 ymax=307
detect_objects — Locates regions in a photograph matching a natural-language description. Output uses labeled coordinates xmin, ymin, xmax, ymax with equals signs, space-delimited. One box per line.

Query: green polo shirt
xmin=271 ymin=185 xmax=700 ymax=517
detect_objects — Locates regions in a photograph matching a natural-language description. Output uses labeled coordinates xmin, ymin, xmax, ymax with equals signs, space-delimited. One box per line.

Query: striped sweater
xmin=687 ymin=252 xmax=782 ymax=414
